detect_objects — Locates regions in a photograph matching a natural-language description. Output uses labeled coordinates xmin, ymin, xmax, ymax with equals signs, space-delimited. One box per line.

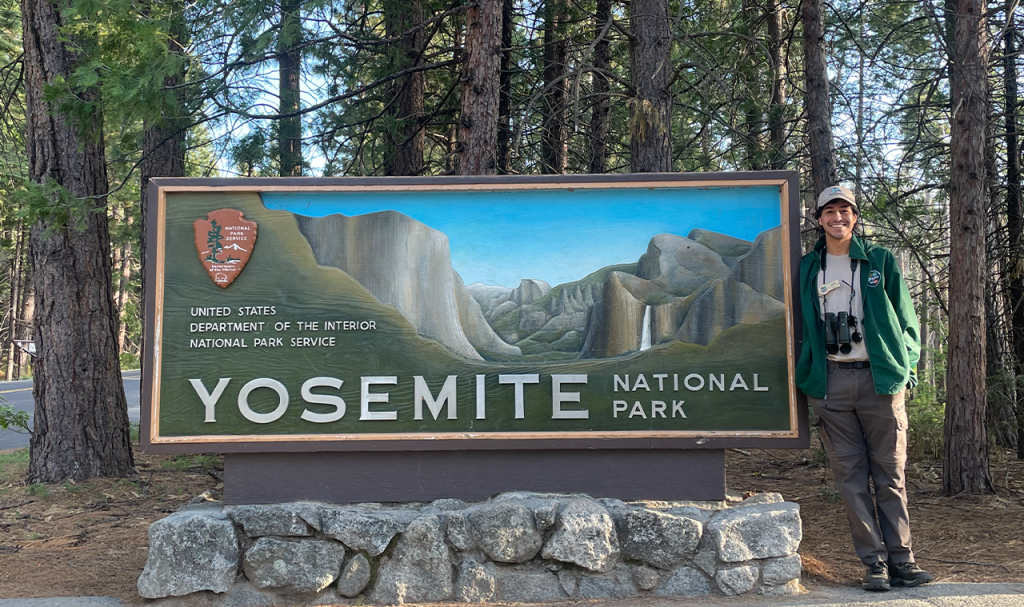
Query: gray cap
xmin=815 ymin=185 xmax=857 ymax=217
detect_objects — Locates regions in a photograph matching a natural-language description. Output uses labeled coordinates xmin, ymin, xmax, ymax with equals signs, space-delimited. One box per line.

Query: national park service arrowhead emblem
xmin=194 ymin=209 xmax=257 ymax=288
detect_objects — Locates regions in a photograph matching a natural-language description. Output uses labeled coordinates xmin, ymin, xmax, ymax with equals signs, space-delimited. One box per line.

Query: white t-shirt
xmin=817 ymin=253 xmax=868 ymax=362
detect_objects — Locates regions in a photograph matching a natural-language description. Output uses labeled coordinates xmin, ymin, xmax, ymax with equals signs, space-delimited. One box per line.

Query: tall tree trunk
xmin=855 ymin=10 xmax=865 ymax=196
xmin=15 ymin=273 xmax=34 ymax=379
xmin=920 ymin=282 xmax=930 ymax=385
xmin=279 ymin=0 xmax=303 ymax=177
xmin=459 ymin=0 xmax=502 ymax=174
xmin=140 ymin=7 xmax=187 ymax=379
xmin=740 ymin=0 xmax=764 ymax=170
xmin=541 ymin=0 xmax=568 ymax=174
xmin=945 ymin=0 xmax=993 ymax=494
xmin=496 ymin=0 xmax=514 ymax=173
xmin=5 ymin=224 xmax=23 ymax=380
xmin=116 ymin=215 xmax=133 ymax=356
xmin=589 ymin=0 xmax=611 ymax=174
xmin=984 ymin=61 xmax=1017 ymax=451
xmin=384 ymin=0 xmax=426 ymax=176
xmin=767 ymin=0 xmax=787 ymax=170
xmin=1004 ymin=1 xmax=1024 ymax=459
xmin=22 ymin=0 xmax=134 ymax=481
xmin=629 ymin=0 xmax=672 ymax=172
xmin=801 ymin=0 xmax=837 ymax=195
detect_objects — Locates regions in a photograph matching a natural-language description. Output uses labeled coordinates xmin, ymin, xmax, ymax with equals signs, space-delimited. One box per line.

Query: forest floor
xmin=0 ymin=444 xmax=1021 ymax=604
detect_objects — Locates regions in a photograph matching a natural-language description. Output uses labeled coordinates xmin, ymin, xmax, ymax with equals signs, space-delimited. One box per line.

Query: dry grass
xmin=0 ymin=444 xmax=1021 ymax=601
xmin=727 ymin=447 xmax=1024 ymax=587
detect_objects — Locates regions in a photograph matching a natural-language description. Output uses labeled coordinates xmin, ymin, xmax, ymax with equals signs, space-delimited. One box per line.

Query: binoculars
xmin=824 ymin=311 xmax=862 ymax=354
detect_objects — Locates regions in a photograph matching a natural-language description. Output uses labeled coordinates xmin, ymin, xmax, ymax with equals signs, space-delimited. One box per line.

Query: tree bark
xmin=984 ymin=53 xmax=1017 ymax=451
xmin=767 ymin=0 xmax=787 ymax=170
xmin=1004 ymin=1 xmax=1024 ymax=459
xmin=541 ymin=0 xmax=568 ymax=174
xmin=629 ymin=0 xmax=672 ymax=172
xmin=384 ymin=0 xmax=426 ymax=176
xmin=279 ymin=0 xmax=303 ymax=177
xmin=140 ymin=96 xmax=186 ymax=380
xmin=22 ymin=0 xmax=134 ymax=481
xmin=15 ymin=272 xmax=34 ymax=379
xmin=589 ymin=0 xmax=612 ymax=174
xmin=944 ymin=0 xmax=993 ymax=494
xmin=496 ymin=0 xmax=514 ymax=173
xmin=458 ymin=0 xmax=502 ymax=174
xmin=5 ymin=224 xmax=23 ymax=381
xmin=801 ymin=0 xmax=837 ymax=196
xmin=116 ymin=214 xmax=133 ymax=356
xmin=740 ymin=0 xmax=764 ymax=170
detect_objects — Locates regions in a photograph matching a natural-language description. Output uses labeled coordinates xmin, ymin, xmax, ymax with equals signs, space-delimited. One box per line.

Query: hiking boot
xmin=862 ymin=561 xmax=890 ymax=591
xmin=888 ymin=562 xmax=934 ymax=587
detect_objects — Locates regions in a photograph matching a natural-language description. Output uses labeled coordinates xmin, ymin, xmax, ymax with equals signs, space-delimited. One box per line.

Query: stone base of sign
xmin=223 ymin=449 xmax=726 ymax=504
xmin=139 ymin=491 xmax=804 ymax=605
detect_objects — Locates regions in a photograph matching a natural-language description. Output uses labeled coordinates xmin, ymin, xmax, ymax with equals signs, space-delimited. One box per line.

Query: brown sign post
xmin=143 ymin=172 xmax=808 ymax=504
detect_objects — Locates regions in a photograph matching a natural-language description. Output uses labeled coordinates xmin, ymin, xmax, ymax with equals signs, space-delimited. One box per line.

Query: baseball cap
xmin=815 ymin=185 xmax=857 ymax=217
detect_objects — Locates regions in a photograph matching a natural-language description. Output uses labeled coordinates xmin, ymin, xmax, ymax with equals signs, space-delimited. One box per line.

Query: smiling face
xmin=817 ymin=201 xmax=858 ymax=245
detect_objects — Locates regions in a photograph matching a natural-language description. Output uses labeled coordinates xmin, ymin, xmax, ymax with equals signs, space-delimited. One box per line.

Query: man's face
xmin=817 ymin=201 xmax=858 ymax=243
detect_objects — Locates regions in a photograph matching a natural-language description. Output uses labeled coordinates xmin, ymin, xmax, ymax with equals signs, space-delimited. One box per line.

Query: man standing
xmin=796 ymin=185 xmax=933 ymax=592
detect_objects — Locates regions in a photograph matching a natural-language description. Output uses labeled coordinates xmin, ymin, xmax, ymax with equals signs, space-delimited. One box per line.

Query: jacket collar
xmin=813 ymin=232 xmax=869 ymax=261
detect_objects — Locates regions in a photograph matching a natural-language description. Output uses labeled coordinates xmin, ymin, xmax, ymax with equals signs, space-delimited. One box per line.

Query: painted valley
xmin=155 ymin=191 xmax=792 ymax=438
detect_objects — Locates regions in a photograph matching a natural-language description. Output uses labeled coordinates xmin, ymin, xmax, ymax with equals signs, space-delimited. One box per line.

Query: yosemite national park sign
xmin=142 ymin=174 xmax=806 ymax=452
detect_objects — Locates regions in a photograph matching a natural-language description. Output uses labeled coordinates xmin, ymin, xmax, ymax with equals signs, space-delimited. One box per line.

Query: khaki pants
xmin=808 ymin=362 xmax=914 ymax=565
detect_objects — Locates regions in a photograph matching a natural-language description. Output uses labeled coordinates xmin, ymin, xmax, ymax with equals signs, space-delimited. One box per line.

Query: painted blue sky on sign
xmin=262 ymin=186 xmax=781 ymax=289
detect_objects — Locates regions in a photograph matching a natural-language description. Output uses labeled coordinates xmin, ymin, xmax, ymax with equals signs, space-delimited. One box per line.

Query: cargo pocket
xmin=893 ymin=398 xmax=908 ymax=431
xmin=892 ymin=394 xmax=908 ymax=458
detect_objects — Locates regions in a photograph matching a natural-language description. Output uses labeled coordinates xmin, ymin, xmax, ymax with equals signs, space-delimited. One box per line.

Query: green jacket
xmin=795 ymin=234 xmax=920 ymax=398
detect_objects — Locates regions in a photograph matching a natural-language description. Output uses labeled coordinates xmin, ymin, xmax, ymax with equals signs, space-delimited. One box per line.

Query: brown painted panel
xmin=223 ymin=449 xmax=726 ymax=504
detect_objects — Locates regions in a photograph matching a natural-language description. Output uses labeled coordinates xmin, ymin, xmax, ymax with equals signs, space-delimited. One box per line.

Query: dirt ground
xmin=0 ymin=445 xmax=1021 ymax=603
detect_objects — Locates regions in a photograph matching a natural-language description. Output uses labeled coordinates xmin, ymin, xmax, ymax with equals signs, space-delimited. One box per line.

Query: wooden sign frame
xmin=142 ymin=172 xmax=809 ymax=455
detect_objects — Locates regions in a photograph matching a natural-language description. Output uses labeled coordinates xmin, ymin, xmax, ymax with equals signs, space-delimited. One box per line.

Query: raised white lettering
xmin=414 ymin=375 xmax=458 ymax=420
xmin=360 ymin=376 xmax=398 ymax=421
xmin=475 ymin=374 xmax=487 ymax=420
xmin=238 ymin=378 xmax=289 ymax=424
xmin=551 ymin=374 xmax=588 ymax=420
xmin=613 ymin=400 xmax=628 ymax=417
xmin=684 ymin=373 xmax=705 ymax=391
xmin=300 ymin=377 xmax=346 ymax=423
xmin=651 ymin=400 xmax=667 ymax=418
xmin=499 ymin=374 xmax=539 ymax=419
xmin=672 ymin=400 xmax=687 ymax=418
xmin=189 ymin=378 xmax=231 ymax=423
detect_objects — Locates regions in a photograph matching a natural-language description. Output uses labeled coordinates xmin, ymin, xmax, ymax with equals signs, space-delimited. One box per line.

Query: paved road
xmin=0 ymin=369 xmax=141 ymax=451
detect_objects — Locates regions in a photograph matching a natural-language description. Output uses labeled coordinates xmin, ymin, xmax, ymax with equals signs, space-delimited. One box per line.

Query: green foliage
xmin=817 ymin=485 xmax=842 ymax=503
xmin=11 ymin=178 xmax=102 ymax=234
xmin=906 ymin=382 xmax=945 ymax=461
xmin=0 ymin=401 xmax=29 ymax=433
xmin=119 ymin=352 xmax=140 ymax=370
xmin=46 ymin=0 xmax=189 ymax=135
xmin=26 ymin=483 xmax=51 ymax=498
